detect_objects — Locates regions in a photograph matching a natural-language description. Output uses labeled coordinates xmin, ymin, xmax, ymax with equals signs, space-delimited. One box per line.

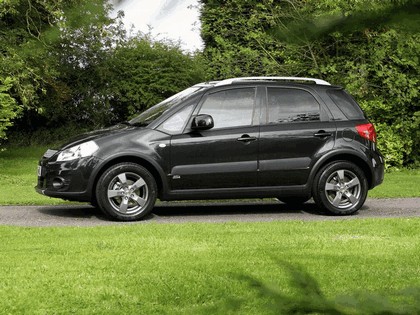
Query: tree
xmin=0 ymin=0 xmax=120 ymax=138
xmin=268 ymin=0 xmax=420 ymax=168
xmin=199 ymin=0 xmax=420 ymax=167
xmin=200 ymin=0 xmax=287 ymax=79
xmin=1 ymin=0 xmax=206 ymax=142
xmin=0 ymin=77 xmax=21 ymax=139
xmin=101 ymin=37 xmax=205 ymax=121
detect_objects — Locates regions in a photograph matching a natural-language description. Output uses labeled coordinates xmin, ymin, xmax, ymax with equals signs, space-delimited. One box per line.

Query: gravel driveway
xmin=0 ymin=198 xmax=419 ymax=227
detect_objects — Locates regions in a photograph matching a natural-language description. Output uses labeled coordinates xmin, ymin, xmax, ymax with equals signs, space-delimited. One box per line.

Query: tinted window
xmin=158 ymin=104 xmax=194 ymax=134
xmin=199 ymin=88 xmax=255 ymax=129
xmin=267 ymin=88 xmax=320 ymax=123
xmin=327 ymin=89 xmax=365 ymax=120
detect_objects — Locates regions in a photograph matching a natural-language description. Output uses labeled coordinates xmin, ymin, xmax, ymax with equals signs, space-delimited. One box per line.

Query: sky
xmin=112 ymin=0 xmax=203 ymax=51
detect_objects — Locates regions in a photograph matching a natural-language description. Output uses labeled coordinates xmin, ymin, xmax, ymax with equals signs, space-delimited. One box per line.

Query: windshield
xmin=128 ymin=86 xmax=204 ymax=126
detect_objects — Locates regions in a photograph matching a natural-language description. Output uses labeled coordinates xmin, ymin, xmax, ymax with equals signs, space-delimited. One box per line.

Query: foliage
xmin=239 ymin=262 xmax=420 ymax=314
xmin=0 ymin=77 xmax=21 ymax=139
xmin=199 ymin=0 xmax=420 ymax=168
xmin=200 ymin=0 xmax=286 ymax=78
xmin=0 ymin=0 xmax=119 ymax=138
xmin=1 ymin=0 xmax=206 ymax=141
xmin=100 ymin=37 xmax=205 ymax=121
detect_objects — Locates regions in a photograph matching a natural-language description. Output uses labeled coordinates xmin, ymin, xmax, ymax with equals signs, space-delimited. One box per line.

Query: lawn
xmin=0 ymin=146 xmax=419 ymax=205
xmin=1 ymin=146 xmax=419 ymax=314
xmin=1 ymin=219 xmax=419 ymax=314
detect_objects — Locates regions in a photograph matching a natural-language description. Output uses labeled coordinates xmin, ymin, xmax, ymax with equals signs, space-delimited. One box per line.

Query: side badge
xmin=172 ymin=175 xmax=181 ymax=180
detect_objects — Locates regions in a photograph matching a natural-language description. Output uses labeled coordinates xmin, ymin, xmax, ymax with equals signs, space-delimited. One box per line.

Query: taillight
xmin=356 ymin=123 xmax=377 ymax=142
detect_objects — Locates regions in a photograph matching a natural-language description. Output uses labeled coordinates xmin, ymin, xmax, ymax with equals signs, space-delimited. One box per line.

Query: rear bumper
xmin=370 ymin=149 xmax=385 ymax=189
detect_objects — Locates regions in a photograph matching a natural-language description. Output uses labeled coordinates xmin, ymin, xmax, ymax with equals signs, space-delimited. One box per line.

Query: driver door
xmin=169 ymin=87 xmax=260 ymax=190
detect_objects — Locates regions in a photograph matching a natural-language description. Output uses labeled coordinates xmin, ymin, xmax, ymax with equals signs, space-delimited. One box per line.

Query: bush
xmin=4 ymin=124 xmax=91 ymax=147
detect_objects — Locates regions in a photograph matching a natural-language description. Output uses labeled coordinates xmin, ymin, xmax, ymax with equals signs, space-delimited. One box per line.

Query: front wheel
xmin=313 ymin=161 xmax=368 ymax=215
xmin=95 ymin=163 xmax=157 ymax=221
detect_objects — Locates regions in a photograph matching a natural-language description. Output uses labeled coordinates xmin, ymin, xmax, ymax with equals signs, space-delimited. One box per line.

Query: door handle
xmin=314 ymin=131 xmax=332 ymax=138
xmin=237 ymin=135 xmax=257 ymax=142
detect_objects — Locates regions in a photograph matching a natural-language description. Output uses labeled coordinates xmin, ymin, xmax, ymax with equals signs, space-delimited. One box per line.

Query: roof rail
xmin=214 ymin=76 xmax=331 ymax=86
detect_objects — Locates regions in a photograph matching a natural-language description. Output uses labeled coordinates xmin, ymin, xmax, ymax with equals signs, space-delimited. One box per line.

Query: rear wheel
xmin=95 ymin=163 xmax=157 ymax=221
xmin=313 ymin=161 xmax=368 ymax=215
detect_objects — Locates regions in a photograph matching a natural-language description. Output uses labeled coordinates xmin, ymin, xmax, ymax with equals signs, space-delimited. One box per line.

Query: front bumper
xmin=36 ymin=155 xmax=102 ymax=202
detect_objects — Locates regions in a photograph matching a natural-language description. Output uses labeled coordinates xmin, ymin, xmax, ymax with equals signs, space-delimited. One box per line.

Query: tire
xmin=277 ymin=197 xmax=310 ymax=205
xmin=312 ymin=161 xmax=368 ymax=215
xmin=95 ymin=163 xmax=157 ymax=221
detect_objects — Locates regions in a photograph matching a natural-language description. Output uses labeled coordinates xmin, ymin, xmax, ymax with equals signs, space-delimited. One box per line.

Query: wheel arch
xmin=90 ymin=155 xmax=167 ymax=203
xmin=309 ymin=152 xmax=374 ymax=189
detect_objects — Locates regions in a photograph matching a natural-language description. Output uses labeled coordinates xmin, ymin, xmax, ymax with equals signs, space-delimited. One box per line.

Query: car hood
xmin=59 ymin=124 xmax=144 ymax=150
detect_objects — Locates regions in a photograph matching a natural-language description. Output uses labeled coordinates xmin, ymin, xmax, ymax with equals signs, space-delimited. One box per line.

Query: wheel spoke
xmin=346 ymin=177 xmax=360 ymax=189
xmin=131 ymin=178 xmax=146 ymax=190
xmin=345 ymin=191 xmax=358 ymax=205
xmin=326 ymin=183 xmax=339 ymax=191
xmin=131 ymin=193 xmax=146 ymax=207
xmin=332 ymin=192 xmax=343 ymax=207
xmin=108 ymin=189 xmax=122 ymax=198
xmin=118 ymin=173 xmax=128 ymax=185
xmin=119 ymin=198 xmax=129 ymax=213
xmin=336 ymin=170 xmax=345 ymax=183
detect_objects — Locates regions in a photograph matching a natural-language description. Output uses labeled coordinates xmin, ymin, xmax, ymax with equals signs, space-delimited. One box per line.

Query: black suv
xmin=36 ymin=77 xmax=384 ymax=221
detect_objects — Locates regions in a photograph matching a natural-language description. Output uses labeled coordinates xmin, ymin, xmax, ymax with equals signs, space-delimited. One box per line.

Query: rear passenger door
xmin=258 ymin=86 xmax=336 ymax=186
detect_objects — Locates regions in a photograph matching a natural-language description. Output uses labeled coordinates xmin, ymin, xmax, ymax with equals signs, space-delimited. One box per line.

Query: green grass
xmin=1 ymin=146 xmax=419 ymax=313
xmin=369 ymin=168 xmax=420 ymax=198
xmin=0 ymin=146 xmax=418 ymax=205
xmin=0 ymin=146 xmax=76 ymax=205
xmin=0 ymin=219 xmax=419 ymax=314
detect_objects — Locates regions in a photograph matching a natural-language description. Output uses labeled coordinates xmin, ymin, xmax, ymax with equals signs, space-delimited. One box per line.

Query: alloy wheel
xmin=324 ymin=169 xmax=361 ymax=209
xmin=107 ymin=172 xmax=149 ymax=214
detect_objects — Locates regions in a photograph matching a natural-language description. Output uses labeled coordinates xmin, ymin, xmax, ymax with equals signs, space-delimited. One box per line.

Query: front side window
xmin=267 ymin=88 xmax=320 ymax=123
xmin=158 ymin=104 xmax=194 ymax=134
xmin=198 ymin=88 xmax=255 ymax=129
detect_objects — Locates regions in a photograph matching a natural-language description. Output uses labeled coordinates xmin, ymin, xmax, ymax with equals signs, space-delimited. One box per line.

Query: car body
xmin=36 ymin=77 xmax=384 ymax=220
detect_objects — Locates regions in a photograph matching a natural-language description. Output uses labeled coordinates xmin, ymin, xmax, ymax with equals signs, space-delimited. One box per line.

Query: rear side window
xmin=327 ymin=89 xmax=365 ymax=120
xmin=267 ymin=88 xmax=320 ymax=123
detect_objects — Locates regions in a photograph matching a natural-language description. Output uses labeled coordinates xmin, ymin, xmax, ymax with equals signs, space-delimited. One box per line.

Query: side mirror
xmin=191 ymin=114 xmax=214 ymax=130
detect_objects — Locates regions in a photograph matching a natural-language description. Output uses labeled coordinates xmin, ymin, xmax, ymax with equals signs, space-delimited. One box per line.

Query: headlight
xmin=56 ymin=141 xmax=99 ymax=162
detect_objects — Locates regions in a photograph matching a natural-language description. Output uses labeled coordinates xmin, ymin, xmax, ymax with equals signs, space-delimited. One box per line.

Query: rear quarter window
xmin=327 ymin=89 xmax=365 ymax=120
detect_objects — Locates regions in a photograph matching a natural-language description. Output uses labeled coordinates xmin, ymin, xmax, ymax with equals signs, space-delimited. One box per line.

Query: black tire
xmin=312 ymin=161 xmax=368 ymax=215
xmin=277 ymin=197 xmax=310 ymax=205
xmin=95 ymin=163 xmax=157 ymax=221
